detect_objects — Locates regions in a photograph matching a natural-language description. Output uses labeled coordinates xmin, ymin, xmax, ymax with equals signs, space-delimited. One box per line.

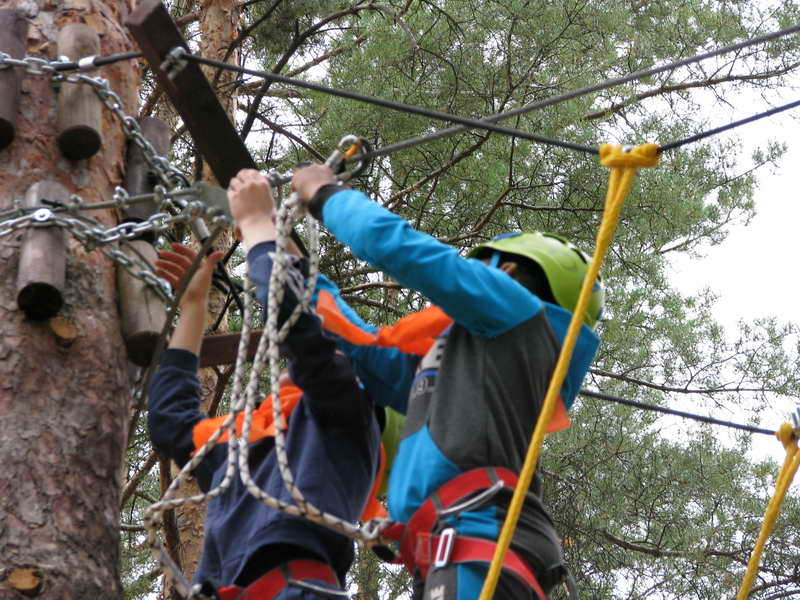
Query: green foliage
xmin=124 ymin=0 xmax=800 ymax=597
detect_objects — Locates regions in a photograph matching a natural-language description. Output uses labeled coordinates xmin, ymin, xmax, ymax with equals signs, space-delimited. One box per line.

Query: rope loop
xmin=776 ymin=421 xmax=797 ymax=450
xmin=599 ymin=143 xmax=660 ymax=168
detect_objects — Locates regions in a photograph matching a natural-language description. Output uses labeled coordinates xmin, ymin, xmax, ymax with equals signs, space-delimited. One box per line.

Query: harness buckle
xmin=433 ymin=527 xmax=456 ymax=570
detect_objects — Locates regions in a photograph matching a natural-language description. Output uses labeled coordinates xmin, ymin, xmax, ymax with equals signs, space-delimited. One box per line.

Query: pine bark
xmin=0 ymin=0 xmax=140 ymax=598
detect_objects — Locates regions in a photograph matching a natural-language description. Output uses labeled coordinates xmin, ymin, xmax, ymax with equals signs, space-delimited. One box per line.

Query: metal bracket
xmin=192 ymin=181 xmax=231 ymax=218
xmin=31 ymin=207 xmax=54 ymax=225
xmin=160 ymin=46 xmax=188 ymax=81
xmin=438 ymin=479 xmax=505 ymax=519
xmin=791 ymin=406 xmax=800 ymax=436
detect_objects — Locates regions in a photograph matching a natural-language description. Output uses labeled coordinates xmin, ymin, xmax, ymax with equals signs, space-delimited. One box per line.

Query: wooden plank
xmin=16 ymin=182 xmax=67 ymax=320
xmin=125 ymin=0 xmax=307 ymax=255
xmin=199 ymin=329 xmax=263 ymax=368
xmin=56 ymin=24 xmax=102 ymax=160
xmin=125 ymin=0 xmax=256 ymax=187
xmin=0 ymin=10 xmax=27 ymax=152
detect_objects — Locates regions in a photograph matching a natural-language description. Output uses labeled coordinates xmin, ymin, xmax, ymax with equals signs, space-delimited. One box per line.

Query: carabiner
xmin=262 ymin=135 xmax=372 ymax=189
xmin=325 ymin=135 xmax=372 ymax=182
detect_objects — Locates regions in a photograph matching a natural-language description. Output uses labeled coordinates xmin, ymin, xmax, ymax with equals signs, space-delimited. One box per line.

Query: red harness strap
xmin=215 ymin=560 xmax=341 ymax=600
xmin=380 ymin=467 xmax=547 ymax=600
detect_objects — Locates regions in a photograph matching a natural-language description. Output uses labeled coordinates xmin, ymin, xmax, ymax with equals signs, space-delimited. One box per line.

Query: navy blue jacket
xmin=148 ymin=242 xmax=381 ymax=587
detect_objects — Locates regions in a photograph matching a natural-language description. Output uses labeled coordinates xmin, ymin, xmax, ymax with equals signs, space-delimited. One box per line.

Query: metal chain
xmin=0 ymin=52 xmax=59 ymax=76
xmin=0 ymin=204 xmax=230 ymax=303
xmin=0 ymin=52 xmax=189 ymax=191
xmin=0 ymin=213 xmax=38 ymax=239
xmin=69 ymin=73 xmax=190 ymax=190
xmin=0 ymin=48 xmax=386 ymax=588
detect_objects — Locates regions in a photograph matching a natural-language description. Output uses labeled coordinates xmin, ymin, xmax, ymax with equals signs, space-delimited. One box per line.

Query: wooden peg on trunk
xmin=56 ymin=24 xmax=102 ymax=161
xmin=0 ymin=10 xmax=27 ymax=152
xmin=117 ymin=240 xmax=167 ymax=366
xmin=16 ymin=181 xmax=68 ymax=320
xmin=121 ymin=116 xmax=171 ymax=242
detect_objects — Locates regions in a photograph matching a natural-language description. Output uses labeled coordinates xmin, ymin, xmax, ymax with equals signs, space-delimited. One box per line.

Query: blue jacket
xmin=148 ymin=242 xmax=381 ymax=587
xmin=317 ymin=188 xmax=600 ymax=578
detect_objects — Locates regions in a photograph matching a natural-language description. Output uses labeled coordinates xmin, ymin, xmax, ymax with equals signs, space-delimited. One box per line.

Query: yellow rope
xmin=478 ymin=143 xmax=660 ymax=599
xmin=736 ymin=422 xmax=800 ymax=600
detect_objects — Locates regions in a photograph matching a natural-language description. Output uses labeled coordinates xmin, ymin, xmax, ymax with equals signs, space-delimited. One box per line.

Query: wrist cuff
xmin=160 ymin=348 xmax=199 ymax=372
xmin=308 ymin=183 xmax=341 ymax=220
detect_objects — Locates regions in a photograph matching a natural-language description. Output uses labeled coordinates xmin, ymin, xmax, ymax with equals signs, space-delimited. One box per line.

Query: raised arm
xmin=292 ymin=165 xmax=542 ymax=337
xmin=230 ymin=169 xmax=374 ymax=430
xmin=148 ymin=244 xmax=225 ymax=486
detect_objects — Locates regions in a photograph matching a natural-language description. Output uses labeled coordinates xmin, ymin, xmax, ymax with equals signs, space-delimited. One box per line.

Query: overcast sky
xmin=666 ymin=93 xmax=800 ymax=458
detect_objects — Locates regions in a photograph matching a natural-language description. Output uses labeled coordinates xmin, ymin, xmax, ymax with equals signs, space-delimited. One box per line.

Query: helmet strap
xmin=489 ymin=251 xmax=501 ymax=268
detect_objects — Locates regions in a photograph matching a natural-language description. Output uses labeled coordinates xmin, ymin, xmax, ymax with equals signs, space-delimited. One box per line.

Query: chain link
xmin=0 ymin=213 xmax=37 ymax=239
xmin=69 ymin=74 xmax=190 ymax=190
xmin=0 ymin=205 xmax=228 ymax=303
xmin=0 ymin=52 xmax=190 ymax=191
xmin=0 ymin=52 xmax=58 ymax=76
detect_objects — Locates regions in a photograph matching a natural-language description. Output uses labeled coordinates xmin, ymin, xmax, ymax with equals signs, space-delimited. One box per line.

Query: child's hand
xmin=292 ymin=164 xmax=336 ymax=205
xmin=156 ymin=243 xmax=224 ymax=306
xmin=228 ymin=169 xmax=274 ymax=231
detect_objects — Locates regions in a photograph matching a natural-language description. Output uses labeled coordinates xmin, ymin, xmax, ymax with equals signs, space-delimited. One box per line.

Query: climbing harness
xmin=213 ymin=560 xmax=346 ymax=600
xmin=378 ymin=467 xmax=547 ymax=600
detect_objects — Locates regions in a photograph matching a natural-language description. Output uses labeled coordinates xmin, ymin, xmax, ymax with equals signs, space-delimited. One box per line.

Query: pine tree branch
xmin=340 ymin=281 xmax=400 ymax=294
xmin=591 ymin=368 xmax=781 ymax=395
xmin=120 ymin=451 xmax=159 ymax=509
xmin=386 ymin=135 xmax=489 ymax=210
xmin=241 ymin=106 xmax=326 ymax=161
xmin=241 ymin=4 xmax=387 ymax=141
xmin=159 ymin=458 xmax=184 ymax=575
xmin=584 ymin=63 xmax=800 ymax=121
xmin=601 ymin=529 xmax=742 ymax=561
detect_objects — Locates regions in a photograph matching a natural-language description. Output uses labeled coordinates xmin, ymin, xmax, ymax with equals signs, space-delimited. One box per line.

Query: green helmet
xmin=468 ymin=232 xmax=605 ymax=329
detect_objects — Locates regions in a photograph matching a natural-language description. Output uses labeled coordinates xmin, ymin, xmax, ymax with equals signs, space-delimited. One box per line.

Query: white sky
xmin=667 ymin=96 xmax=800 ymax=460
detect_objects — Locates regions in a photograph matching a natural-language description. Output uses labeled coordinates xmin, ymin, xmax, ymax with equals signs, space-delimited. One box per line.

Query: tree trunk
xmin=164 ymin=0 xmax=241 ymax=589
xmin=0 ymin=0 xmax=140 ymax=598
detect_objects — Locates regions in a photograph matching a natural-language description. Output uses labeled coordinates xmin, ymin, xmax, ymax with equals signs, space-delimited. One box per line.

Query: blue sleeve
xmin=321 ymin=190 xmax=543 ymax=337
xmin=315 ymin=273 xmax=377 ymax=333
xmin=314 ymin=273 xmax=415 ymax=414
xmin=246 ymin=242 xmax=375 ymax=431
xmin=147 ymin=348 xmax=221 ymax=490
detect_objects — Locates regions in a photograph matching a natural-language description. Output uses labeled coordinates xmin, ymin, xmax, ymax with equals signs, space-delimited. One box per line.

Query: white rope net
xmin=143 ymin=148 xmax=388 ymax=599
